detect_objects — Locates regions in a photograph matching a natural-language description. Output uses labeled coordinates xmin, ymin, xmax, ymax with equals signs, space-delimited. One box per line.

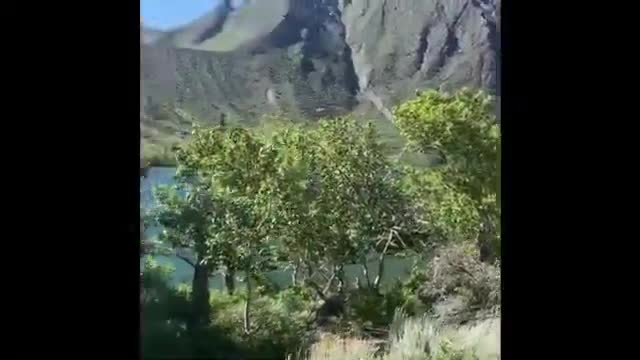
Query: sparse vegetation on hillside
xmin=141 ymin=89 xmax=500 ymax=359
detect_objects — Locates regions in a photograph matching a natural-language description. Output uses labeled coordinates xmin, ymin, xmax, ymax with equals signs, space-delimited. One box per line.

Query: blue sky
xmin=141 ymin=0 xmax=220 ymax=30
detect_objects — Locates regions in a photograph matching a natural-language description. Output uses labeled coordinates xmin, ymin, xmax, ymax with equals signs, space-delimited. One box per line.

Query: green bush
xmin=141 ymin=259 xmax=241 ymax=359
xmin=140 ymin=259 xmax=191 ymax=358
xmin=141 ymin=259 xmax=190 ymax=325
xmin=347 ymin=285 xmax=407 ymax=335
xmin=209 ymin=287 xmax=315 ymax=359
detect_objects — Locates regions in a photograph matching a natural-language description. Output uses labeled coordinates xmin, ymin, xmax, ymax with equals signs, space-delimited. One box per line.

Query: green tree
xmin=260 ymin=123 xmax=323 ymax=289
xmin=307 ymin=118 xmax=413 ymax=293
xmin=394 ymin=89 xmax=500 ymax=261
xmin=255 ymin=119 xmax=414 ymax=296
xmin=175 ymin=126 xmax=281 ymax=334
xmin=151 ymin=182 xmax=216 ymax=334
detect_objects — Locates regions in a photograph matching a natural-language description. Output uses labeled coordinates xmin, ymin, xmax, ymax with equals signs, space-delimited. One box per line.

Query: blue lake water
xmin=141 ymin=167 xmax=414 ymax=290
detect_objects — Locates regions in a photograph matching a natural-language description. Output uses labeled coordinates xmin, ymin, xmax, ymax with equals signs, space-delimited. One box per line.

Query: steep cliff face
xmin=142 ymin=0 xmax=498 ymax=128
xmin=339 ymin=0 xmax=499 ymax=106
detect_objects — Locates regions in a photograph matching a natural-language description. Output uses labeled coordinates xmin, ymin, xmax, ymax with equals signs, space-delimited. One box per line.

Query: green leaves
xmin=171 ymin=126 xmax=285 ymax=276
xmin=395 ymin=89 xmax=499 ymax=202
xmin=148 ymin=86 xmax=501 ymax=296
xmin=151 ymin=184 xmax=213 ymax=256
xmin=395 ymin=89 xmax=500 ymax=259
xmin=400 ymin=167 xmax=480 ymax=244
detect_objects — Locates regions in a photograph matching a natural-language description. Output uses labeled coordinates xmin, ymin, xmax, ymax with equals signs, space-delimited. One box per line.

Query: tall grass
xmin=307 ymin=334 xmax=379 ymax=360
xmin=386 ymin=312 xmax=499 ymax=360
xmin=305 ymin=311 xmax=500 ymax=360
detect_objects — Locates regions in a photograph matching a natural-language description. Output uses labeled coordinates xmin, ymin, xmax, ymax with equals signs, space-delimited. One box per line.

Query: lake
xmin=141 ymin=167 xmax=414 ymax=291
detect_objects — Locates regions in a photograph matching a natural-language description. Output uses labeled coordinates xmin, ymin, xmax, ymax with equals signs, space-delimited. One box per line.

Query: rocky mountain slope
xmin=342 ymin=0 xmax=499 ymax=107
xmin=141 ymin=0 xmax=499 ymax=150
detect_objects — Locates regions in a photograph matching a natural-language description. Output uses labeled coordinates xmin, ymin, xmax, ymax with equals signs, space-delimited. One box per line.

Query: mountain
xmin=154 ymin=0 xmax=290 ymax=52
xmin=142 ymin=27 xmax=166 ymax=45
xmin=342 ymin=0 xmax=499 ymax=107
xmin=141 ymin=0 xmax=499 ymax=158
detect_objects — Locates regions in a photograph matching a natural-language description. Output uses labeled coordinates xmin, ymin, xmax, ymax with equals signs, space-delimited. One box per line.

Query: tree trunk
xmin=362 ymin=260 xmax=372 ymax=289
xmin=373 ymin=231 xmax=394 ymax=292
xmin=291 ymin=264 xmax=298 ymax=286
xmin=243 ymin=271 xmax=252 ymax=334
xmin=478 ymin=217 xmax=498 ymax=263
xmin=336 ymin=265 xmax=345 ymax=293
xmin=373 ymin=254 xmax=385 ymax=292
xmin=189 ymin=262 xmax=211 ymax=332
xmin=224 ymin=270 xmax=235 ymax=295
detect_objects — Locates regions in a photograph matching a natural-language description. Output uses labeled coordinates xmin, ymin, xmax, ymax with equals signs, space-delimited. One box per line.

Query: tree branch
xmin=391 ymin=228 xmax=409 ymax=249
xmin=322 ymin=271 xmax=337 ymax=296
xmin=362 ymin=260 xmax=372 ymax=289
xmin=175 ymin=253 xmax=195 ymax=268
xmin=292 ymin=267 xmax=298 ymax=287
xmin=335 ymin=265 xmax=345 ymax=293
xmin=243 ymin=269 xmax=252 ymax=335
xmin=302 ymin=260 xmax=323 ymax=299
xmin=373 ymin=230 xmax=394 ymax=291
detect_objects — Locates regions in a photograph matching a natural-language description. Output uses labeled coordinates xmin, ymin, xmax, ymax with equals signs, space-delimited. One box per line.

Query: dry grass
xmin=307 ymin=334 xmax=378 ymax=360
xmin=443 ymin=318 xmax=500 ymax=360
xmin=305 ymin=312 xmax=500 ymax=360
xmin=387 ymin=312 xmax=499 ymax=360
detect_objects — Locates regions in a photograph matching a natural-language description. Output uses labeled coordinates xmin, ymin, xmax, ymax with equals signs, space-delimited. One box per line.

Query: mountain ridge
xmin=141 ymin=0 xmax=499 ymax=158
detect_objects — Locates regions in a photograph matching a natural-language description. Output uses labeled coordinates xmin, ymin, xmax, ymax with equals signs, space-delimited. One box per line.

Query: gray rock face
xmin=142 ymin=0 xmax=499 ymax=125
xmin=340 ymin=0 xmax=499 ymax=105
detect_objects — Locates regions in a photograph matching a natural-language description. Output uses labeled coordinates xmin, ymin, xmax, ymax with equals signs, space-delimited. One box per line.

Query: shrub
xmin=141 ymin=259 xmax=241 ymax=359
xmin=346 ymin=283 xmax=415 ymax=337
xmin=140 ymin=259 xmax=192 ymax=358
xmin=417 ymin=244 xmax=500 ymax=324
xmin=141 ymin=258 xmax=191 ymax=325
xmin=210 ymin=287 xmax=315 ymax=359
